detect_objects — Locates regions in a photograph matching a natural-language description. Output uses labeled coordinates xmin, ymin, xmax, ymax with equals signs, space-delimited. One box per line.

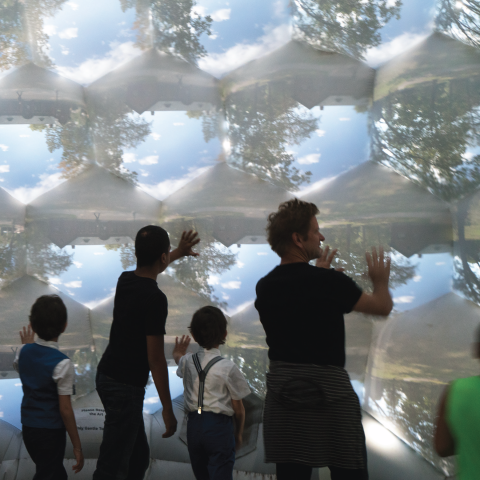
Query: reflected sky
xmin=2 ymin=0 xmax=480 ymax=477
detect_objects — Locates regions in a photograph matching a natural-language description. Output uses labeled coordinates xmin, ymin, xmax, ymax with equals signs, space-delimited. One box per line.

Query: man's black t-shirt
xmin=98 ymin=271 xmax=167 ymax=387
xmin=255 ymin=263 xmax=362 ymax=367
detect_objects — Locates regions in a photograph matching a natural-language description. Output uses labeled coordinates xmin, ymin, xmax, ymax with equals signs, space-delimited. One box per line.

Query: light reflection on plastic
xmin=364 ymin=420 xmax=400 ymax=451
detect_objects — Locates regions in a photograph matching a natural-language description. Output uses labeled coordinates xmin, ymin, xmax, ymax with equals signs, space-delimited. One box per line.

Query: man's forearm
xmin=168 ymin=248 xmax=182 ymax=264
xmin=151 ymin=357 xmax=173 ymax=411
xmin=372 ymin=282 xmax=393 ymax=313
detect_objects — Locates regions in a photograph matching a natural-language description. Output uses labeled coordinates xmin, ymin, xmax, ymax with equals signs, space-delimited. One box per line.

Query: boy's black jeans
xmin=22 ymin=425 xmax=67 ymax=480
xmin=93 ymin=371 xmax=150 ymax=480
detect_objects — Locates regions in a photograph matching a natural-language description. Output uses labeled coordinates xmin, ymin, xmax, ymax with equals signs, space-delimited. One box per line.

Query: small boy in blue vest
xmin=14 ymin=294 xmax=84 ymax=479
xmin=173 ymin=306 xmax=251 ymax=480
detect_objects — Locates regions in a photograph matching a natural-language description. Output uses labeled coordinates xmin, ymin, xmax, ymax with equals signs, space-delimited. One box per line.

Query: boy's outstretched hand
xmin=19 ymin=325 xmax=35 ymax=344
xmin=173 ymin=335 xmax=191 ymax=365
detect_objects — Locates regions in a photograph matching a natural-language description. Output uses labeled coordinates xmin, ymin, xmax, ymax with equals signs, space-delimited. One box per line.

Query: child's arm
xmin=58 ymin=395 xmax=84 ymax=473
xmin=172 ymin=335 xmax=191 ymax=365
xmin=232 ymin=399 xmax=245 ymax=450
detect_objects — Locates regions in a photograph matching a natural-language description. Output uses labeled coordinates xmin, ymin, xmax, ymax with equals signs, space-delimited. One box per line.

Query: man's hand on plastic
xmin=177 ymin=230 xmax=200 ymax=258
xmin=315 ymin=246 xmax=344 ymax=272
xmin=365 ymin=246 xmax=391 ymax=286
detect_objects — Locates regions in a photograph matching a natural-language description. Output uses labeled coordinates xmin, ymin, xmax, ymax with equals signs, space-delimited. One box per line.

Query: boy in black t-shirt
xmin=93 ymin=226 xmax=200 ymax=480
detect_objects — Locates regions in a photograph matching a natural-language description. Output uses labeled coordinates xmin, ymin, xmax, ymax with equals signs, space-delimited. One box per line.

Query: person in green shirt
xmin=434 ymin=325 xmax=480 ymax=479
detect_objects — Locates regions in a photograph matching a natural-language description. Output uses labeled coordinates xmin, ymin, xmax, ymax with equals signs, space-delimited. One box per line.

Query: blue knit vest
xmin=19 ymin=343 xmax=69 ymax=429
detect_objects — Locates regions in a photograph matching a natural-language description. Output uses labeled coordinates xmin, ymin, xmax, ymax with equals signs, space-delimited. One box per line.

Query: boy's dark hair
xmin=266 ymin=198 xmax=319 ymax=257
xmin=30 ymin=295 xmax=67 ymax=341
xmin=189 ymin=306 xmax=227 ymax=350
xmin=135 ymin=225 xmax=170 ymax=268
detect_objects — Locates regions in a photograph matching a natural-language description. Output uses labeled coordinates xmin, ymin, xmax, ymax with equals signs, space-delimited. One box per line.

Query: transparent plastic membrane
xmin=1 ymin=0 xmax=479 ymax=478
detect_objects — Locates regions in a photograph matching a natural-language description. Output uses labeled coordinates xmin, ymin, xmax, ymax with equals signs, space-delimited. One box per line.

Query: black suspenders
xmin=192 ymin=353 xmax=224 ymax=414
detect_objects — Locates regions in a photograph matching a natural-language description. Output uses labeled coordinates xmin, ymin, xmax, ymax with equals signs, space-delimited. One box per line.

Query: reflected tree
xmin=321 ymin=224 xmax=417 ymax=291
xmin=104 ymin=243 xmax=136 ymax=270
xmin=29 ymin=96 xmax=151 ymax=182
xmin=453 ymin=197 xmax=480 ymax=304
xmin=0 ymin=0 xmax=68 ymax=71
xmin=371 ymin=77 xmax=480 ymax=202
xmin=165 ymin=221 xmax=237 ymax=308
xmin=291 ymin=0 xmax=401 ymax=60
xmin=119 ymin=0 xmax=212 ymax=65
xmin=436 ymin=0 xmax=480 ymax=48
xmin=0 ymin=223 xmax=72 ymax=285
xmin=227 ymin=84 xmax=318 ymax=191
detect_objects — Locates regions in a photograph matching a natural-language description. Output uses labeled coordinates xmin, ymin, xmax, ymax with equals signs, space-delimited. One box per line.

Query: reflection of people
xmin=173 ymin=306 xmax=251 ymax=480
xmin=255 ymin=198 xmax=392 ymax=480
xmin=14 ymin=296 xmax=84 ymax=479
xmin=93 ymin=227 xmax=200 ymax=480
xmin=434 ymin=326 xmax=480 ymax=478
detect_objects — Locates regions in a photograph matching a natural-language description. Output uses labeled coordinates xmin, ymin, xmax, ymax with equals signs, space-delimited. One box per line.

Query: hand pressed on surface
xmin=19 ymin=325 xmax=35 ymax=344
xmin=72 ymin=448 xmax=84 ymax=474
xmin=177 ymin=230 xmax=200 ymax=258
xmin=365 ymin=246 xmax=391 ymax=286
xmin=172 ymin=335 xmax=191 ymax=365
xmin=162 ymin=408 xmax=178 ymax=438
xmin=315 ymin=245 xmax=344 ymax=272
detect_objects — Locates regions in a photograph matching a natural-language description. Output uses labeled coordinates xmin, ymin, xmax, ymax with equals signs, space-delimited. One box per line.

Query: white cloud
xmin=199 ymin=23 xmax=291 ymax=77
xmin=68 ymin=2 xmax=79 ymax=10
xmin=364 ymin=32 xmax=429 ymax=68
xmin=61 ymin=46 xmax=70 ymax=56
xmin=44 ymin=25 xmax=57 ymax=36
xmin=209 ymin=275 xmax=220 ymax=286
xmin=173 ymin=122 xmax=185 ymax=126
xmin=222 ymin=293 xmax=230 ymax=300
xmin=339 ymin=117 xmax=350 ymax=121
xmin=413 ymin=275 xmax=422 ymax=282
xmin=59 ymin=28 xmax=78 ymax=40
xmin=211 ymin=8 xmax=231 ymax=21
xmin=257 ymin=252 xmax=268 ymax=256
xmin=7 ymin=171 xmax=66 ymax=204
xmin=237 ymin=261 xmax=245 ymax=268
xmin=0 ymin=144 xmax=8 ymax=151
xmin=19 ymin=134 xmax=30 ymax=138
xmin=393 ymin=296 xmax=415 ymax=304
xmin=0 ymin=165 xmax=10 ymax=173
xmin=316 ymin=130 xmax=325 ymax=137
xmin=144 ymin=396 xmax=160 ymax=405
xmin=49 ymin=278 xmax=62 ymax=285
xmin=138 ymin=155 xmax=158 ymax=166
xmin=57 ymin=41 xmax=141 ymax=85
xmin=298 ymin=153 xmax=320 ymax=165
xmin=73 ymin=261 xmax=83 ymax=268
xmin=94 ymin=252 xmax=104 ymax=255
xmin=140 ymin=166 xmax=211 ymax=200
xmin=65 ymin=280 xmax=82 ymax=288
xmin=150 ymin=133 xmax=161 ymax=140
xmin=221 ymin=281 xmax=241 ymax=289
xmin=192 ymin=5 xmax=207 ymax=16
xmin=123 ymin=153 xmax=137 ymax=164
xmin=209 ymin=34 xmax=218 ymax=40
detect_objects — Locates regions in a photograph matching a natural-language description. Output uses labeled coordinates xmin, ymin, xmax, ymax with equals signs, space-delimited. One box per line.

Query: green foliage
xmin=120 ymin=0 xmax=212 ymax=65
xmin=291 ymin=0 xmax=401 ymax=60
xmin=226 ymin=84 xmax=318 ymax=191
xmin=371 ymin=77 xmax=480 ymax=202
xmin=436 ymin=0 xmax=480 ymax=48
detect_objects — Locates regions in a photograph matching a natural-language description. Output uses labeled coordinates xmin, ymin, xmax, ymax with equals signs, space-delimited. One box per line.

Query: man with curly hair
xmin=255 ymin=198 xmax=393 ymax=480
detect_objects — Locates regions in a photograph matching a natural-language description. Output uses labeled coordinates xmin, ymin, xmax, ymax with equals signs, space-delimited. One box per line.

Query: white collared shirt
xmin=13 ymin=339 xmax=75 ymax=396
xmin=177 ymin=347 xmax=251 ymax=416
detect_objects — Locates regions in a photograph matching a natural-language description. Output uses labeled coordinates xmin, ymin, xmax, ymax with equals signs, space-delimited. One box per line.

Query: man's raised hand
xmin=177 ymin=230 xmax=200 ymax=258
xmin=315 ymin=245 xmax=344 ymax=272
xmin=365 ymin=246 xmax=391 ymax=285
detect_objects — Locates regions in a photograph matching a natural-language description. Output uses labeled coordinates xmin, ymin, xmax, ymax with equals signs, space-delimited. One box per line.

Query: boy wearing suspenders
xmin=173 ymin=306 xmax=251 ymax=480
